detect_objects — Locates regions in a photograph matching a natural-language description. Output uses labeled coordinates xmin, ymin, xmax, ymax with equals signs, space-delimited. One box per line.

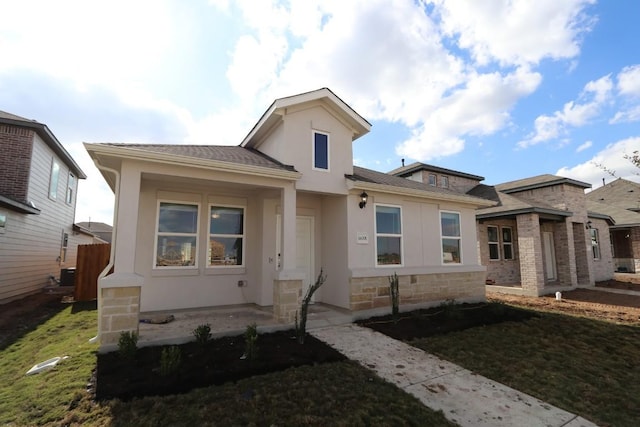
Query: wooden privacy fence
xmin=74 ymin=243 xmax=111 ymax=301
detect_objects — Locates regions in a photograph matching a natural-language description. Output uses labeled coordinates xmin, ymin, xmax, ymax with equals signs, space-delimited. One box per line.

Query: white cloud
xmin=557 ymin=137 xmax=640 ymax=188
xmin=576 ymin=140 xmax=592 ymax=152
xmin=519 ymin=74 xmax=612 ymax=147
xmin=617 ymin=64 xmax=640 ymax=97
xmin=432 ymin=0 xmax=596 ymax=66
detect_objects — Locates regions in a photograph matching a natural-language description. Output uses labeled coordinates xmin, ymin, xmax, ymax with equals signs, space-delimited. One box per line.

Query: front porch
xmin=136 ymin=303 xmax=353 ymax=348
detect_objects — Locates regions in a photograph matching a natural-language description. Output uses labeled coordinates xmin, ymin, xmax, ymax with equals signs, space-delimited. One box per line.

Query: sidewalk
xmin=311 ymin=324 xmax=597 ymax=427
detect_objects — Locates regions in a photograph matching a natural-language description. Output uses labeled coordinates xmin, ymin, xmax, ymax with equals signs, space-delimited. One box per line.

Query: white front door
xmin=542 ymin=231 xmax=557 ymax=281
xmin=296 ymin=216 xmax=314 ymax=301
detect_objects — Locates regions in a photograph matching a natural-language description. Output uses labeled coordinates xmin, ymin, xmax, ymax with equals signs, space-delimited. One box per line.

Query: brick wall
xmin=349 ymin=271 xmax=485 ymax=312
xmin=512 ymin=184 xmax=588 ymax=222
xmin=477 ymin=219 xmax=521 ymax=284
xmin=416 ymin=170 xmax=481 ymax=193
xmin=0 ymin=124 xmax=34 ymax=202
xmin=517 ymin=214 xmax=545 ymax=295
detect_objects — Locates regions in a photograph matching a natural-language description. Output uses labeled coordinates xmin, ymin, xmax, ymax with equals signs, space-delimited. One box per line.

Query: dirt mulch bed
xmin=357 ymin=302 xmax=537 ymax=342
xmin=597 ymin=277 xmax=640 ymax=292
xmin=95 ymin=330 xmax=346 ymax=401
xmin=489 ymin=288 xmax=640 ymax=325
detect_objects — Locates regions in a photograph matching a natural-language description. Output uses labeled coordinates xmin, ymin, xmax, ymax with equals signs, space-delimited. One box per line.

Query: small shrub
xmin=296 ymin=269 xmax=327 ymax=344
xmin=440 ymin=299 xmax=462 ymax=320
xmin=160 ymin=346 xmax=182 ymax=376
xmin=388 ymin=272 xmax=400 ymax=323
xmin=193 ymin=323 xmax=212 ymax=345
xmin=244 ymin=323 xmax=259 ymax=361
xmin=118 ymin=331 xmax=138 ymax=360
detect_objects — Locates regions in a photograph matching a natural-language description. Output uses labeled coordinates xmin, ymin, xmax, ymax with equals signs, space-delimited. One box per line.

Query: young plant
xmin=192 ymin=323 xmax=212 ymax=345
xmin=243 ymin=323 xmax=259 ymax=361
xmin=296 ymin=269 xmax=326 ymax=344
xmin=389 ymin=272 xmax=400 ymax=323
xmin=117 ymin=331 xmax=138 ymax=360
xmin=160 ymin=346 xmax=182 ymax=376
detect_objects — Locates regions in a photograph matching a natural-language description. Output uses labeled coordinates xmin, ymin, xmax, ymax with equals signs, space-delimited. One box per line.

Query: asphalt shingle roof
xmin=469 ymin=184 xmax=570 ymax=217
xmin=101 ymin=143 xmax=296 ymax=172
xmin=587 ymin=178 xmax=640 ymax=211
xmin=587 ymin=199 xmax=640 ymax=227
xmin=496 ymin=174 xmax=591 ymax=193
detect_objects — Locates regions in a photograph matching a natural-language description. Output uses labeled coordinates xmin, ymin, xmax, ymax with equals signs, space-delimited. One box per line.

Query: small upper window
xmin=440 ymin=176 xmax=449 ymax=188
xmin=66 ymin=173 xmax=76 ymax=204
xmin=428 ymin=174 xmax=437 ymax=186
xmin=313 ymin=131 xmax=329 ymax=170
xmin=0 ymin=211 xmax=6 ymax=234
xmin=49 ymin=160 xmax=60 ymax=200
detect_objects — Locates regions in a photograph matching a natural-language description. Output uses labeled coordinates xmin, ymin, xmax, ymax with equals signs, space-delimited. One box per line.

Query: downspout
xmin=88 ymin=159 xmax=120 ymax=345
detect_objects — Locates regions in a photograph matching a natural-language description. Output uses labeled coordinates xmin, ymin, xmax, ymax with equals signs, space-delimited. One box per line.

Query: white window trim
xmin=374 ymin=203 xmax=404 ymax=267
xmin=487 ymin=225 xmax=500 ymax=261
xmin=502 ymin=226 xmax=514 ymax=260
xmin=49 ymin=159 xmax=60 ymax=200
xmin=440 ymin=210 xmax=462 ymax=265
xmin=153 ymin=200 xmax=200 ymax=270
xmin=312 ymin=130 xmax=330 ymax=172
xmin=207 ymin=203 xmax=246 ymax=268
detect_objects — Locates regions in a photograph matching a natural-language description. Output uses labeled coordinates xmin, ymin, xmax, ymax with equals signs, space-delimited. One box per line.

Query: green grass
xmin=413 ymin=311 xmax=640 ymax=427
xmin=0 ymin=300 xmax=452 ymax=426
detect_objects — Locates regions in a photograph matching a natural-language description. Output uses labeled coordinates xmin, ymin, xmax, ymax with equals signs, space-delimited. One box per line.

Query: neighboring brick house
xmin=0 ymin=111 xmax=87 ymax=303
xmin=586 ymin=178 xmax=640 ymax=273
xmin=76 ymin=221 xmax=113 ymax=243
xmin=392 ymin=164 xmax=615 ymax=297
xmin=85 ymin=88 xmax=493 ymax=350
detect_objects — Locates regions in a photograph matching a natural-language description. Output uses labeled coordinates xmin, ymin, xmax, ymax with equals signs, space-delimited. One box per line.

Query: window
xmin=313 ymin=131 xmax=329 ymax=170
xmin=155 ymin=202 xmax=198 ymax=267
xmin=49 ymin=160 xmax=60 ymax=200
xmin=209 ymin=206 xmax=245 ymax=266
xmin=0 ymin=211 xmax=6 ymax=233
xmin=375 ymin=205 xmax=402 ymax=265
xmin=441 ymin=211 xmax=461 ymax=264
xmin=488 ymin=226 xmax=499 ymax=260
xmin=440 ymin=176 xmax=449 ymax=188
xmin=590 ymin=228 xmax=600 ymax=259
xmin=66 ymin=173 xmax=76 ymax=204
xmin=502 ymin=227 xmax=514 ymax=260
xmin=428 ymin=174 xmax=437 ymax=186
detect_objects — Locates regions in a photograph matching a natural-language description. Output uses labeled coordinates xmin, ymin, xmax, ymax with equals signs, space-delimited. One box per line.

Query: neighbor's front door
xmin=296 ymin=216 xmax=314 ymax=302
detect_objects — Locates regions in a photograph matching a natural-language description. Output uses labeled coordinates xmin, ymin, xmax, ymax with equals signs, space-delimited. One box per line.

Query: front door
xmin=296 ymin=216 xmax=314 ymax=301
xmin=542 ymin=231 xmax=557 ymax=281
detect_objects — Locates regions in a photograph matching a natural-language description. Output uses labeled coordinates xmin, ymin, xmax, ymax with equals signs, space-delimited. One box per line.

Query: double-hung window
xmin=209 ymin=206 xmax=245 ymax=266
xmin=488 ymin=226 xmax=500 ymax=260
xmin=428 ymin=174 xmax=437 ymax=186
xmin=0 ymin=211 xmax=6 ymax=234
xmin=313 ymin=131 xmax=329 ymax=170
xmin=590 ymin=228 xmax=600 ymax=259
xmin=66 ymin=173 xmax=76 ymax=204
xmin=49 ymin=160 xmax=60 ymax=200
xmin=375 ymin=205 xmax=402 ymax=265
xmin=155 ymin=202 xmax=199 ymax=267
xmin=441 ymin=211 xmax=461 ymax=264
xmin=502 ymin=227 xmax=514 ymax=260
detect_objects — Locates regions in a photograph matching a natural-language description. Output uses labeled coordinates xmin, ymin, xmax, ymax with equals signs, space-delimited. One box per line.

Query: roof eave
xmin=500 ymin=178 xmax=591 ymax=193
xmin=0 ymin=194 xmax=40 ymax=214
xmin=476 ymin=207 xmax=573 ymax=220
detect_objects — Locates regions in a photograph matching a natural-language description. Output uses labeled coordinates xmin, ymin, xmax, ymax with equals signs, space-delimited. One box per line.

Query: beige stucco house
xmin=0 ymin=111 xmax=87 ymax=303
xmin=391 ymin=163 xmax=615 ymax=297
xmin=85 ymin=88 xmax=494 ymax=349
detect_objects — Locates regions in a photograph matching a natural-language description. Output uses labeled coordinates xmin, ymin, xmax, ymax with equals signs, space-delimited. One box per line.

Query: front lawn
xmin=0 ymin=297 xmax=452 ymax=426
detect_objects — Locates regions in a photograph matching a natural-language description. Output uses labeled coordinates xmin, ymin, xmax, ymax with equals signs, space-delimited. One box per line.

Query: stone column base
xmin=99 ymin=286 xmax=141 ymax=348
xmin=273 ymin=279 xmax=302 ymax=323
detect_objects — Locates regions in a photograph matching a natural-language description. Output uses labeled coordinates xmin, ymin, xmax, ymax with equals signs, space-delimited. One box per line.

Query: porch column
xmin=273 ymin=183 xmax=303 ymax=323
xmin=114 ymin=162 xmax=141 ymax=273
xmin=516 ymin=213 xmax=545 ymax=296
xmin=554 ymin=220 xmax=578 ymax=287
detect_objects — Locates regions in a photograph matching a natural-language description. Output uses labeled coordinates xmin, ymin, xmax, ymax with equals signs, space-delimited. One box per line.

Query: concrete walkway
xmin=311 ymin=324 xmax=597 ymax=427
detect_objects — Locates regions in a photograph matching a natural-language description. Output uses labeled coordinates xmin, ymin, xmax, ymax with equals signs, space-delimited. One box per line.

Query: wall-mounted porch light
xmin=359 ymin=191 xmax=368 ymax=209
xmin=585 ymin=220 xmax=593 ymax=230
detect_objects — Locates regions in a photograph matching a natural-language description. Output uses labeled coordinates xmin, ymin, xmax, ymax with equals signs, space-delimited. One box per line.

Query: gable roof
xmin=0 ymin=110 xmax=86 ymax=179
xmin=586 ymin=178 xmax=640 ymax=211
xmin=388 ymin=161 xmax=485 ymax=181
xmin=241 ymin=88 xmax=371 ymax=149
xmin=495 ymin=174 xmax=591 ymax=193
xmin=470 ymin=184 xmax=573 ymax=220
xmin=587 ymin=199 xmax=640 ymax=228
xmin=347 ymin=166 xmax=494 ymax=207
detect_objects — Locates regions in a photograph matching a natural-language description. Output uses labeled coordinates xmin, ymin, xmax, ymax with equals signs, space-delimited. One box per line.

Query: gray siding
xmin=0 ymin=134 xmax=80 ymax=302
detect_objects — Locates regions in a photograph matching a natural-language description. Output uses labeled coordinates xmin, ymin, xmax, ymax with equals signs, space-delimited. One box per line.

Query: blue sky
xmin=1 ymin=0 xmax=639 ymax=225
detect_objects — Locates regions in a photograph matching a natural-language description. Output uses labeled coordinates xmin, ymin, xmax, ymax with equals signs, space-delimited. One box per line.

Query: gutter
xmin=88 ymin=159 xmax=120 ymax=345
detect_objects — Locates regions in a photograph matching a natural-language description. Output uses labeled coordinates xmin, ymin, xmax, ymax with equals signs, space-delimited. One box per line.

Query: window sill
xmin=151 ymin=268 xmax=200 ymax=277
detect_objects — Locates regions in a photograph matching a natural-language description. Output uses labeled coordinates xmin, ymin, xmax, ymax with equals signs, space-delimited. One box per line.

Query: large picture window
xmin=441 ymin=211 xmax=461 ymax=264
xmin=313 ymin=131 xmax=329 ymax=170
xmin=376 ymin=205 xmax=402 ymax=265
xmin=488 ymin=226 xmax=499 ymax=260
xmin=209 ymin=206 xmax=245 ymax=266
xmin=155 ymin=202 xmax=198 ymax=267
